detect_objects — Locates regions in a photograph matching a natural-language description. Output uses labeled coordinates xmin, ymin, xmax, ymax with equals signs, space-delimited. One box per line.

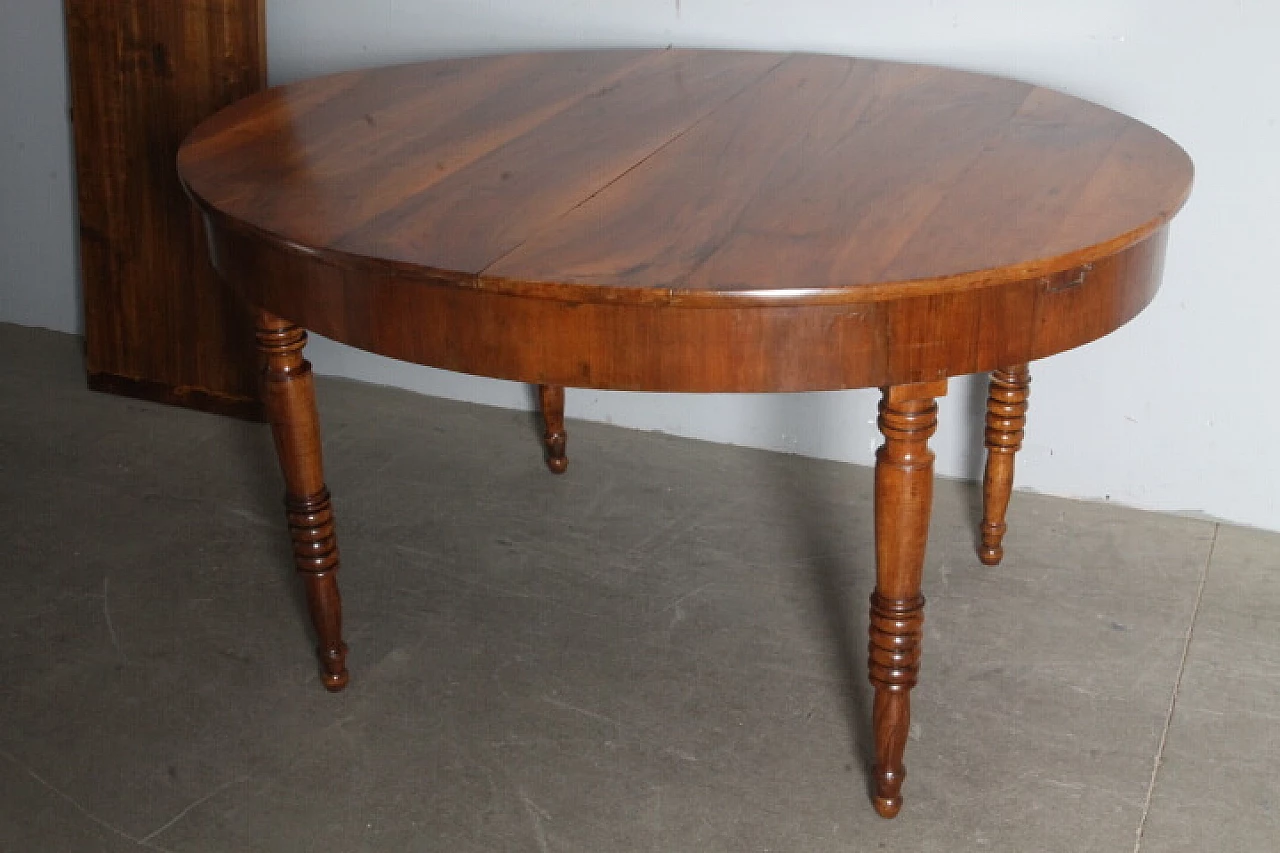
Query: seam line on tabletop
xmin=477 ymin=54 xmax=791 ymax=279
xmin=678 ymin=58 xmax=862 ymax=289
xmin=322 ymin=50 xmax=667 ymax=249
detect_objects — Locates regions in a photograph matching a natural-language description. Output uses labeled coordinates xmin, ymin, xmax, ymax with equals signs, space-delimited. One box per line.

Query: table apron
xmin=203 ymin=219 xmax=1167 ymax=393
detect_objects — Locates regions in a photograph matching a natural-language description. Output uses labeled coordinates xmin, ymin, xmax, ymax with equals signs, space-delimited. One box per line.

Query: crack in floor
xmin=1133 ymin=522 xmax=1219 ymax=852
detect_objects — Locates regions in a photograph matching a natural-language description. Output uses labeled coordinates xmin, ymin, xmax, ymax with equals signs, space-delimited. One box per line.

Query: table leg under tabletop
xmin=869 ymin=380 xmax=946 ymax=818
xmin=978 ymin=364 xmax=1031 ymax=566
xmin=538 ymin=383 xmax=569 ymax=474
xmin=256 ymin=309 xmax=350 ymax=692
xmin=254 ymin=349 xmax=956 ymax=815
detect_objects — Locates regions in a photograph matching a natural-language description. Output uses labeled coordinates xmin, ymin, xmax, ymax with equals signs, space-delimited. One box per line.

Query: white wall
xmin=2 ymin=1 xmax=1277 ymax=532
xmin=0 ymin=0 xmax=81 ymax=332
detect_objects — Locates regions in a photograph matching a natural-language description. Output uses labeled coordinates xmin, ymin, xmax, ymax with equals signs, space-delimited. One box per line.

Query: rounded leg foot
xmin=977 ymin=540 xmax=1004 ymax=566
xmin=538 ymin=384 xmax=569 ymax=474
xmin=544 ymin=432 xmax=568 ymax=474
xmin=873 ymin=794 xmax=902 ymax=820
xmin=871 ymin=737 xmax=908 ymax=817
xmin=319 ymin=643 xmax=350 ymax=692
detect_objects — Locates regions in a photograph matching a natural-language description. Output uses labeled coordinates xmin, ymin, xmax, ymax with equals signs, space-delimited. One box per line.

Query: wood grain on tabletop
xmin=179 ymin=49 xmax=1192 ymax=306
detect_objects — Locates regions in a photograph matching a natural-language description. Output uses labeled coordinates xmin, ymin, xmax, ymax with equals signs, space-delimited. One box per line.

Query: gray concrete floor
xmin=0 ymin=322 xmax=1276 ymax=852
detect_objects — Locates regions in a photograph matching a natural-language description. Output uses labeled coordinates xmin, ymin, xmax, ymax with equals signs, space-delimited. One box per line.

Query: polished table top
xmin=178 ymin=49 xmax=1193 ymax=820
xmin=179 ymin=49 xmax=1191 ymax=392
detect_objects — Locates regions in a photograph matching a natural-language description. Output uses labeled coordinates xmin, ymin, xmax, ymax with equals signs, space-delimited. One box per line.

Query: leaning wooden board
xmin=64 ymin=0 xmax=266 ymax=418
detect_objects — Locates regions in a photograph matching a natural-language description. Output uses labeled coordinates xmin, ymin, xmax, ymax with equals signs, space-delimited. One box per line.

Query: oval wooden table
xmin=178 ymin=49 xmax=1192 ymax=819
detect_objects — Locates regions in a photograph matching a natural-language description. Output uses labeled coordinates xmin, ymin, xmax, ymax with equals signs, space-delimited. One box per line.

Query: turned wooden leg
xmin=256 ymin=309 xmax=349 ymax=692
xmin=538 ymin=384 xmax=568 ymax=474
xmin=978 ymin=364 xmax=1030 ymax=566
xmin=869 ymin=380 xmax=945 ymax=819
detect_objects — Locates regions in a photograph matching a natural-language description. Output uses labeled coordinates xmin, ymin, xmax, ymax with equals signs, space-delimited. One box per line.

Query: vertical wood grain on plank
xmin=65 ymin=0 xmax=266 ymax=416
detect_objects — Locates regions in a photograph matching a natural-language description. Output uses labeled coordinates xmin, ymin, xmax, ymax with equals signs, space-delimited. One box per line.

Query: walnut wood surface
xmin=869 ymin=381 xmax=944 ymax=818
xmin=178 ymin=49 xmax=1193 ymax=818
xmin=979 ymin=365 xmax=1032 ymax=565
xmin=180 ymin=49 xmax=1191 ymax=392
xmin=66 ymin=0 xmax=266 ymax=418
xmin=256 ymin=311 xmax=349 ymax=691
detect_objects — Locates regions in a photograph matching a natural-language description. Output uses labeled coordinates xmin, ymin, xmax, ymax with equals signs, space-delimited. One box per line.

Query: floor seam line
xmin=139 ymin=776 xmax=245 ymax=844
xmin=0 ymin=747 xmax=171 ymax=851
xmin=1132 ymin=521 xmax=1218 ymax=852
